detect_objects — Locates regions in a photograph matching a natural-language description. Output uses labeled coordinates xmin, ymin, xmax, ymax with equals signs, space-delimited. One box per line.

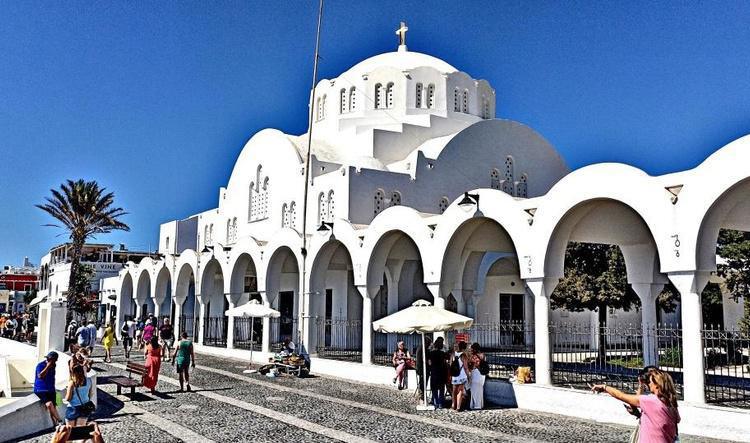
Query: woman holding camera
xmin=592 ymin=367 xmax=680 ymax=443
xmin=65 ymin=364 xmax=95 ymax=426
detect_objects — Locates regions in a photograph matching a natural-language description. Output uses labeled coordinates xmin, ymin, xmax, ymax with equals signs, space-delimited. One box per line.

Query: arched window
xmin=490 ymin=169 xmax=501 ymax=190
xmin=289 ymin=202 xmax=297 ymax=229
xmin=231 ymin=218 xmax=237 ymax=242
xmin=439 ymin=197 xmax=449 ymax=214
xmin=415 ymin=83 xmax=423 ymax=108
xmin=327 ymin=190 xmax=335 ymax=222
xmin=226 ymin=219 xmax=231 ymax=243
xmin=247 ymin=182 xmax=255 ymax=221
xmin=516 ymin=174 xmax=528 ymax=198
xmin=204 ymin=225 xmax=209 ymax=247
xmin=374 ymin=83 xmax=383 ymax=109
xmin=339 ymin=88 xmax=347 ymax=114
xmin=390 ymin=191 xmax=401 ymax=207
xmin=453 ymin=88 xmax=460 ymax=112
xmin=427 ymin=84 xmax=435 ymax=109
xmin=282 ymin=203 xmax=289 ymax=228
xmin=321 ymin=94 xmax=327 ymax=119
xmin=349 ymin=87 xmax=357 ymax=111
xmin=316 ymin=97 xmax=322 ymax=121
xmin=482 ymin=96 xmax=491 ymax=119
xmin=386 ymin=82 xmax=394 ymax=108
xmin=318 ymin=192 xmax=326 ymax=224
xmin=462 ymin=89 xmax=469 ymax=113
xmin=373 ymin=189 xmax=385 ymax=216
xmin=209 ymin=224 xmax=214 ymax=245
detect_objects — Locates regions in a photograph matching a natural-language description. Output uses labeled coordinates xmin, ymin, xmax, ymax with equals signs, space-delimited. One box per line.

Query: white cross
xmin=396 ymin=21 xmax=408 ymax=47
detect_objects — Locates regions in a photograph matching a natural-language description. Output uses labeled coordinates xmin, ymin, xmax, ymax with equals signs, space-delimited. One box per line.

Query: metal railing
xmin=372 ymin=332 xmax=423 ymax=366
xmin=314 ymin=317 xmax=362 ymax=362
xmin=447 ymin=321 xmax=535 ymax=379
xmin=549 ymin=322 xmax=684 ymax=397
xmin=234 ymin=317 xmax=262 ymax=351
xmin=269 ymin=317 xmax=299 ymax=352
xmin=203 ymin=316 xmax=227 ymax=347
xmin=179 ymin=315 xmax=199 ymax=342
xmin=703 ymin=325 xmax=750 ymax=407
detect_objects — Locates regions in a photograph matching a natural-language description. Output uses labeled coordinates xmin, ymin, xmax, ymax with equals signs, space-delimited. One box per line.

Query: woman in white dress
xmin=468 ymin=342 xmax=486 ymax=410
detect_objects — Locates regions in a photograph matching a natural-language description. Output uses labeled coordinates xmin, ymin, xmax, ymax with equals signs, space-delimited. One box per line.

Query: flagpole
xmin=299 ymin=0 xmax=324 ymax=355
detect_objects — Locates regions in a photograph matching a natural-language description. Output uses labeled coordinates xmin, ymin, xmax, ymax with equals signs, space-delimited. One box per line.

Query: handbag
xmin=75 ymin=384 xmax=96 ymax=415
xmin=478 ymin=359 xmax=490 ymax=376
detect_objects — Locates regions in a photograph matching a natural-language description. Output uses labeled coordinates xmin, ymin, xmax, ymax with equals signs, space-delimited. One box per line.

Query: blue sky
xmin=1 ymin=1 xmax=749 ymax=267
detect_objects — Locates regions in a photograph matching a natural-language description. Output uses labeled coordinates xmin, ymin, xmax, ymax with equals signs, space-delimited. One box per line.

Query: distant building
xmin=0 ymin=257 xmax=39 ymax=313
xmin=34 ymin=243 xmax=152 ymax=317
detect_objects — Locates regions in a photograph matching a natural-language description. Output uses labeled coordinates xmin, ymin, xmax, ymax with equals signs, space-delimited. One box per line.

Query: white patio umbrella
xmin=225 ymin=299 xmax=280 ymax=373
xmin=372 ymin=299 xmax=474 ymax=410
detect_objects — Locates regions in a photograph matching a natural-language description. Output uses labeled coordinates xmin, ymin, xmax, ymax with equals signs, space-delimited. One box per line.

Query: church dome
xmin=341 ymin=49 xmax=458 ymax=78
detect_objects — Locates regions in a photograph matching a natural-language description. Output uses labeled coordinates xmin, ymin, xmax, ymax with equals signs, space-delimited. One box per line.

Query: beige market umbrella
xmin=225 ymin=299 xmax=280 ymax=372
xmin=372 ymin=299 xmax=474 ymax=410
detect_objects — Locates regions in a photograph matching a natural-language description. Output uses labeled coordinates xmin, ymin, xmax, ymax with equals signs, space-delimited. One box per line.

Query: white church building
xmin=98 ymin=28 xmax=750 ymax=407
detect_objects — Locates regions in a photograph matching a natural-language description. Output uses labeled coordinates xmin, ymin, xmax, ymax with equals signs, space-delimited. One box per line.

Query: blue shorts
xmin=65 ymin=405 xmax=90 ymax=421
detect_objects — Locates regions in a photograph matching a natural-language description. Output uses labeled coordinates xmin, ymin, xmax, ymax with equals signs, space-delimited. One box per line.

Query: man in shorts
xmin=34 ymin=351 xmax=62 ymax=426
xmin=159 ymin=317 xmax=175 ymax=362
xmin=121 ymin=316 xmax=136 ymax=359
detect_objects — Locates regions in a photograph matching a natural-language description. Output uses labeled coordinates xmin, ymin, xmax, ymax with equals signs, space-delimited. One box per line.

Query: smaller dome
xmin=342 ymin=50 xmax=457 ymax=78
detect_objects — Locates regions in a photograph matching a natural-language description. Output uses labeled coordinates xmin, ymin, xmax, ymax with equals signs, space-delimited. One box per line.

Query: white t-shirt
xmin=122 ymin=321 xmax=136 ymax=337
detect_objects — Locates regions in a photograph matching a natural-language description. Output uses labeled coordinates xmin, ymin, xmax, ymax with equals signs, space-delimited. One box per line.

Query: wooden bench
xmin=111 ymin=362 xmax=146 ymax=395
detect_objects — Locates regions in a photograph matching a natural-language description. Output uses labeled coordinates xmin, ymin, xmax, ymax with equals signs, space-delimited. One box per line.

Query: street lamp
xmin=317 ymin=221 xmax=334 ymax=233
xmin=458 ymin=192 xmax=480 ymax=212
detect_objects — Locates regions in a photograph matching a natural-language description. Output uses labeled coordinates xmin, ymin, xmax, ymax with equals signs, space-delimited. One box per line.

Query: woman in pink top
xmin=592 ymin=368 xmax=680 ymax=443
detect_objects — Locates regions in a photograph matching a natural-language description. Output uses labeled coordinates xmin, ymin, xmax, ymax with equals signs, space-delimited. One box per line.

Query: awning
xmin=28 ymin=293 xmax=48 ymax=307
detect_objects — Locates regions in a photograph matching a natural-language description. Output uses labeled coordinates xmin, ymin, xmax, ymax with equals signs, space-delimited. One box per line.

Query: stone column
xmin=135 ymin=300 xmax=144 ymax=322
xmin=523 ymin=287 xmax=535 ymax=347
xmin=631 ymin=283 xmax=664 ymax=366
xmin=173 ymin=298 xmax=183 ymax=337
xmin=152 ymin=298 xmax=161 ymax=321
xmin=196 ymin=298 xmax=206 ymax=345
xmin=426 ymin=283 xmax=445 ymax=340
xmin=669 ymin=271 xmax=709 ymax=404
xmin=357 ymin=285 xmax=375 ymax=365
xmin=258 ymin=292 xmax=271 ymax=354
xmin=525 ymin=277 xmax=559 ymax=386
xmin=453 ymin=287 xmax=466 ymax=315
xmin=226 ymin=296 xmax=236 ymax=349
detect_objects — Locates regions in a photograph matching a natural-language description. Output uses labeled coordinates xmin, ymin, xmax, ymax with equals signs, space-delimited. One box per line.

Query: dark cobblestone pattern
xmin=19 ymin=345 xmax=731 ymax=443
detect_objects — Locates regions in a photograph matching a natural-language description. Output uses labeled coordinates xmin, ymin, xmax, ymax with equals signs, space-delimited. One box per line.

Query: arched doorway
xmin=230 ymin=253 xmax=260 ymax=350
xmin=175 ymin=263 xmax=197 ymax=340
xmin=200 ymin=258 xmax=226 ymax=347
xmin=266 ymin=247 xmax=299 ymax=350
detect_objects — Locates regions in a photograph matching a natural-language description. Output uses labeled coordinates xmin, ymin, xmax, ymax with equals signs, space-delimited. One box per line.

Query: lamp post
xmin=458 ymin=192 xmax=480 ymax=211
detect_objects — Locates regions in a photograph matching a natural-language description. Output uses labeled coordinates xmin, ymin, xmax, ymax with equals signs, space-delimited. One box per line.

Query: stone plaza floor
xmin=17 ymin=345 xmax=730 ymax=443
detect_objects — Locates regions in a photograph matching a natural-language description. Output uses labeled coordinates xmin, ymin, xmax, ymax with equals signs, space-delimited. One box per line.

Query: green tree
xmin=551 ymin=242 xmax=679 ymax=360
xmin=37 ymin=179 xmax=129 ymax=316
xmin=716 ymin=229 xmax=750 ymax=333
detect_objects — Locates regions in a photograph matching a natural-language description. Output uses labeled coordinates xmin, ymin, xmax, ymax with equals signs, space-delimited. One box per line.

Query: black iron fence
xmin=179 ymin=314 xmax=199 ymax=342
xmin=314 ymin=317 xmax=362 ymax=362
xmin=269 ymin=317 xmax=300 ymax=352
xmin=549 ymin=322 xmax=684 ymax=397
xmin=234 ymin=317 xmax=262 ymax=351
xmin=203 ymin=316 xmax=227 ymax=347
xmin=373 ymin=332 xmax=424 ymax=366
xmin=703 ymin=325 xmax=750 ymax=408
xmin=447 ymin=321 xmax=535 ymax=379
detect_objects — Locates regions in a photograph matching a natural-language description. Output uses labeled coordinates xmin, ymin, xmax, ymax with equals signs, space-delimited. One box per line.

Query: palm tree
xmin=37 ymin=179 xmax=130 ymax=313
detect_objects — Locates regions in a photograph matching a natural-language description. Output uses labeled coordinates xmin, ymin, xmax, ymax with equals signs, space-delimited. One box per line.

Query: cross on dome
xmin=396 ymin=21 xmax=408 ymax=51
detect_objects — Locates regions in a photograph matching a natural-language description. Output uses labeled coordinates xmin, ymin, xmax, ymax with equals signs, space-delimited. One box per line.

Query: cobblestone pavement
xmin=17 ymin=345 xmax=731 ymax=443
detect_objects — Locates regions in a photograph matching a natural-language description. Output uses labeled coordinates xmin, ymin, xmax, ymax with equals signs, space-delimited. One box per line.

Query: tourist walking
xmin=468 ymin=342 xmax=486 ymax=410
xmin=159 ymin=317 xmax=174 ymax=362
xmin=450 ymin=341 xmax=470 ymax=411
xmin=75 ymin=322 xmax=90 ymax=350
xmin=135 ymin=318 xmax=145 ymax=350
xmin=101 ymin=323 xmax=118 ymax=363
xmin=143 ymin=336 xmax=162 ymax=393
xmin=428 ymin=337 xmax=448 ymax=409
xmin=142 ymin=318 xmax=156 ymax=345
xmin=86 ymin=320 xmax=98 ymax=352
xmin=34 ymin=351 xmax=63 ymax=427
xmin=172 ymin=332 xmax=196 ymax=392
xmin=64 ymin=363 xmax=95 ymax=426
xmin=121 ymin=317 xmax=136 ymax=359
xmin=392 ymin=340 xmax=412 ymax=390
xmin=592 ymin=368 xmax=680 ymax=443
xmin=65 ymin=320 xmax=78 ymax=352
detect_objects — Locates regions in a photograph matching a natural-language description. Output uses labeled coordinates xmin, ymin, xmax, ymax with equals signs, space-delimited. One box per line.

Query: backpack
xmin=450 ymin=355 xmax=461 ymax=377
xmin=478 ymin=359 xmax=490 ymax=376
xmin=121 ymin=322 xmax=129 ymax=335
